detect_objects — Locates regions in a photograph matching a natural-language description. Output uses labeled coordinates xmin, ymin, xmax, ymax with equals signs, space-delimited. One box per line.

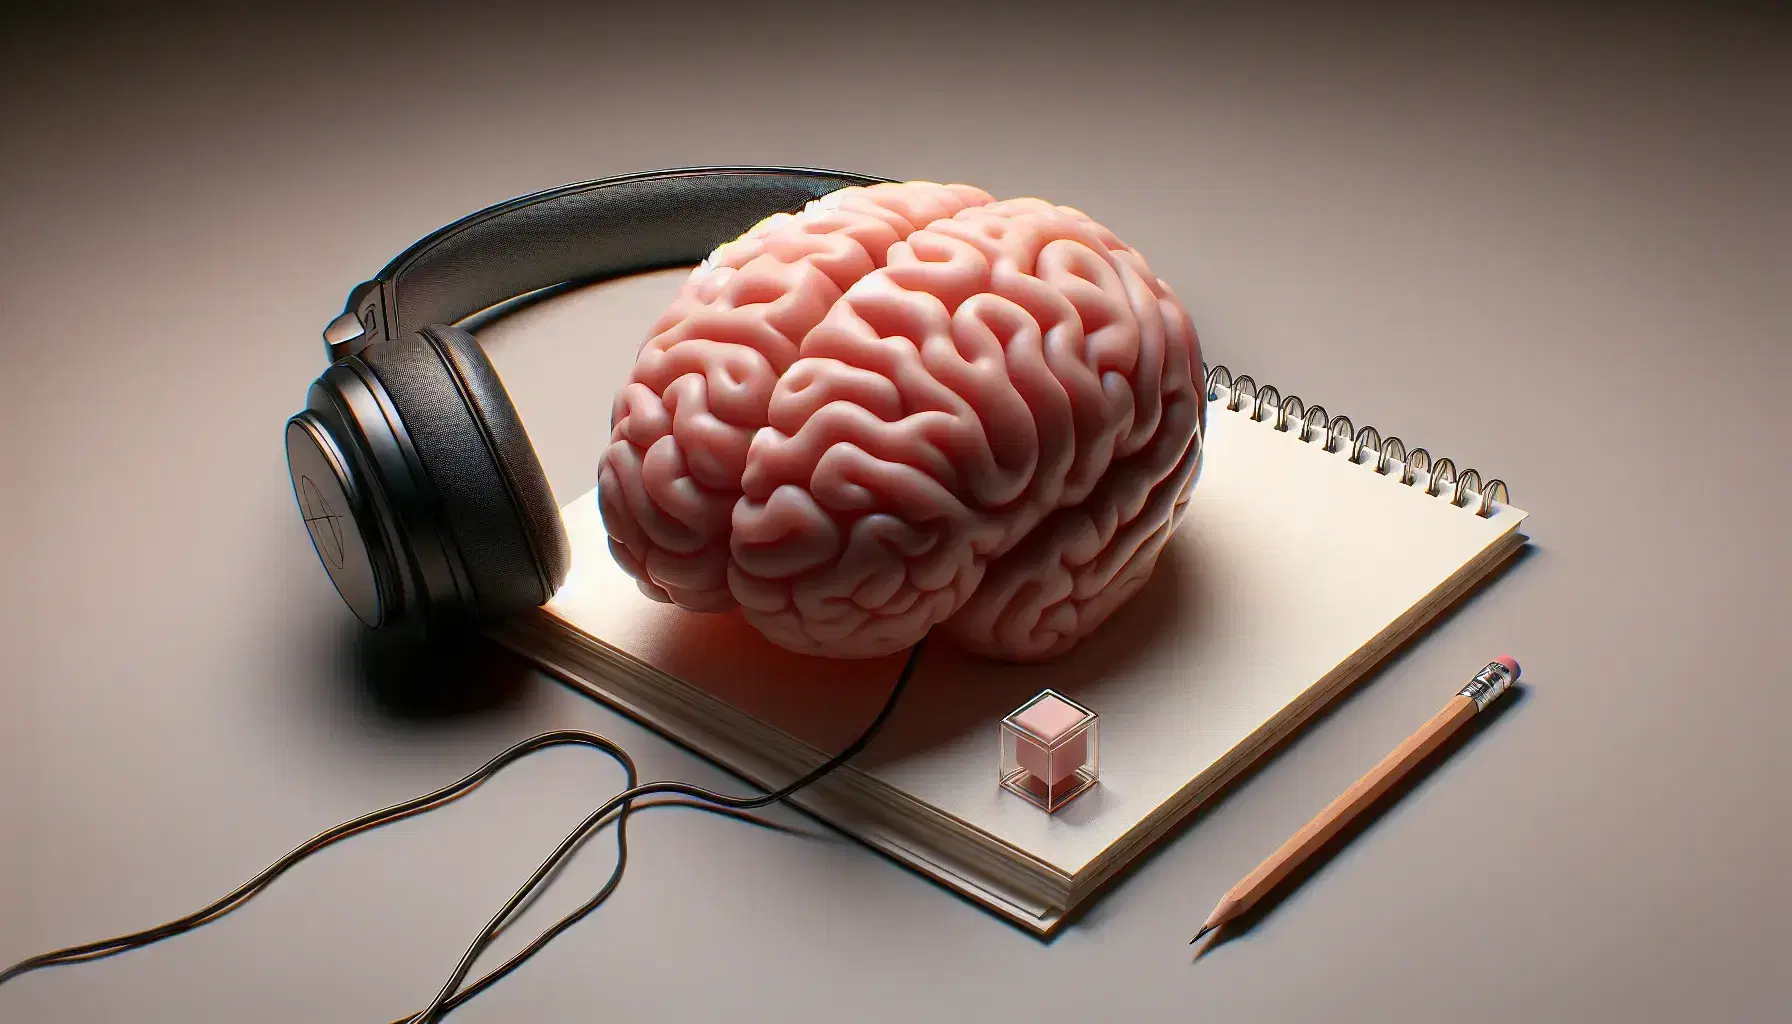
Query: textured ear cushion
xmin=422 ymin=324 xmax=571 ymax=589
xmin=358 ymin=326 xmax=570 ymax=621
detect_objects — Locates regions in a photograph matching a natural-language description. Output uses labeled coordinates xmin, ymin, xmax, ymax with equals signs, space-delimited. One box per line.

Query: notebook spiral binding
xmin=1201 ymin=363 xmax=1511 ymax=518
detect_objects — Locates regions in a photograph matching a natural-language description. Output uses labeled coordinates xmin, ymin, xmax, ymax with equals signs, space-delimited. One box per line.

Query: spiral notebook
xmin=489 ymin=367 xmax=1530 ymax=934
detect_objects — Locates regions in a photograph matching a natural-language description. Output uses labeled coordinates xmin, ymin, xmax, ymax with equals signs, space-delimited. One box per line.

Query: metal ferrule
xmin=1458 ymin=662 xmax=1515 ymax=711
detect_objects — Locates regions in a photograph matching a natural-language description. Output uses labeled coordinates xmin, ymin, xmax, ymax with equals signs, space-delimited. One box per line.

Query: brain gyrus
xmin=598 ymin=181 xmax=1206 ymax=661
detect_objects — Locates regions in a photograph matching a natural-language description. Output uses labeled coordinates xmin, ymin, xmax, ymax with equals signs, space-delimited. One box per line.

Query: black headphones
xmin=285 ymin=165 xmax=894 ymax=641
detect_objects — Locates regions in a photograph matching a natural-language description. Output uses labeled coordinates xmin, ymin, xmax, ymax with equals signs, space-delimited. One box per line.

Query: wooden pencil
xmin=1191 ymin=656 xmax=1521 ymax=945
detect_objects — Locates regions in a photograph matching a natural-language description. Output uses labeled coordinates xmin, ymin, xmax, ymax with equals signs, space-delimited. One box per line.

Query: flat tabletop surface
xmin=3 ymin=4 xmax=1787 ymax=1021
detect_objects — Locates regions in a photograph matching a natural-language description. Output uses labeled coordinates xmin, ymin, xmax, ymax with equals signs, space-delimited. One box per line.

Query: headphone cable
xmin=0 ymin=636 xmax=927 ymax=1024
xmin=396 ymin=635 xmax=928 ymax=1024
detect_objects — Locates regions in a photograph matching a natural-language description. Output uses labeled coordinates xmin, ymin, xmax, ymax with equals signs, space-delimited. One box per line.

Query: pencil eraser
xmin=1494 ymin=655 xmax=1520 ymax=679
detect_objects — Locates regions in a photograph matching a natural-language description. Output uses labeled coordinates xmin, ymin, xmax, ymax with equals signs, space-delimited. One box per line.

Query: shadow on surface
xmin=861 ymin=534 xmax=1202 ymax=764
xmin=335 ymin=623 xmax=541 ymax=724
xmin=608 ymin=533 xmax=1197 ymax=765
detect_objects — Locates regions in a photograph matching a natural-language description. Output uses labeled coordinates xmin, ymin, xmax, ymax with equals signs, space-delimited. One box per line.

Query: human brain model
xmin=598 ymin=181 xmax=1205 ymax=662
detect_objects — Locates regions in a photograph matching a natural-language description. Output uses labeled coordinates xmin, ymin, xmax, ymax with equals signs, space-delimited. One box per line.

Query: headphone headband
xmin=322 ymin=165 xmax=896 ymax=362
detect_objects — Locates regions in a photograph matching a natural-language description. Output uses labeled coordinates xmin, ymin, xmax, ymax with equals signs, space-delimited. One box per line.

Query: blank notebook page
xmin=543 ymin=396 xmax=1526 ymax=877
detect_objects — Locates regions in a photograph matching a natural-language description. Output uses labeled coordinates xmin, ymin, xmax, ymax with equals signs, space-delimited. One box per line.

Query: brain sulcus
xmin=598 ymin=181 xmax=1206 ymax=662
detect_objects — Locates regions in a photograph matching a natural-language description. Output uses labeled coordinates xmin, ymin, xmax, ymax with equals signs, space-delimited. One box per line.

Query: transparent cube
xmin=999 ymin=689 xmax=1098 ymax=812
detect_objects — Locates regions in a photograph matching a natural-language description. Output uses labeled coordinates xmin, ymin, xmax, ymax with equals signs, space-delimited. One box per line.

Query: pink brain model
xmin=598 ymin=181 xmax=1206 ymax=661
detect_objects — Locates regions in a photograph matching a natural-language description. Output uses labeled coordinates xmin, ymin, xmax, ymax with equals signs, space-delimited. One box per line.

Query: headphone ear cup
xmin=422 ymin=323 xmax=572 ymax=589
xmin=357 ymin=325 xmax=570 ymax=624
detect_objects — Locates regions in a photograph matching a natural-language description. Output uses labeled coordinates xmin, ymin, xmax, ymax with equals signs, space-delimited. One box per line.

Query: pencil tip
xmin=1190 ymin=924 xmax=1214 ymax=944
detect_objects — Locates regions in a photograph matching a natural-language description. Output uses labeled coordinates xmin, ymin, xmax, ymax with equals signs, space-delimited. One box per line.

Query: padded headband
xmin=322 ymin=165 xmax=897 ymax=362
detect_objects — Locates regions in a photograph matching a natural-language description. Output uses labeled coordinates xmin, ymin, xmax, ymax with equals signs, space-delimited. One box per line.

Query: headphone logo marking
xmin=298 ymin=475 xmax=346 ymax=569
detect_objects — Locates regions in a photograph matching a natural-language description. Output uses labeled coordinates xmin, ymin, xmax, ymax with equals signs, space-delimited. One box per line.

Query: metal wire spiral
xmin=1201 ymin=363 xmax=1510 ymax=517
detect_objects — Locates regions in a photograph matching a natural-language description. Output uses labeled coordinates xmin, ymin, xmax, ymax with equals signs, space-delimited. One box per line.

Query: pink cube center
xmin=1013 ymin=695 xmax=1089 ymax=787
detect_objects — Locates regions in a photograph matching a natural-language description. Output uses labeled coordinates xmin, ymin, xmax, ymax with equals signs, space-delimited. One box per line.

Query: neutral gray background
xmin=3 ymin=2 xmax=1787 ymax=1021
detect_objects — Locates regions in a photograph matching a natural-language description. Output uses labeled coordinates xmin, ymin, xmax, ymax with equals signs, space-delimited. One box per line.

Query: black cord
xmin=0 ymin=731 xmax=636 ymax=986
xmin=0 ymin=636 xmax=926 ymax=1024
xmin=396 ymin=636 xmax=928 ymax=1024
xmin=387 ymin=794 xmax=762 ymax=1024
